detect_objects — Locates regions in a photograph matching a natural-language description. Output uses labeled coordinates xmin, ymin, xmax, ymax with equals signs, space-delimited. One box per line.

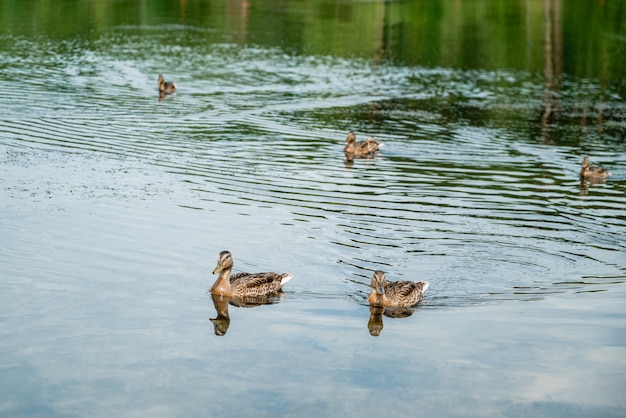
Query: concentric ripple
xmin=1 ymin=27 xmax=625 ymax=309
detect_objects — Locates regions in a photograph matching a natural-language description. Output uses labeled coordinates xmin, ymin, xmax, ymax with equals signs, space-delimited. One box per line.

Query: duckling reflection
xmin=208 ymin=293 xmax=282 ymax=336
xmin=344 ymin=151 xmax=377 ymax=167
xmin=367 ymin=306 xmax=415 ymax=336
xmin=579 ymin=176 xmax=608 ymax=196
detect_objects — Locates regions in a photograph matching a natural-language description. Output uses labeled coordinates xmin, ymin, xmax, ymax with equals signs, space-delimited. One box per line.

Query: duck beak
xmin=376 ymin=282 xmax=385 ymax=295
xmin=212 ymin=264 xmax=223 ymax=274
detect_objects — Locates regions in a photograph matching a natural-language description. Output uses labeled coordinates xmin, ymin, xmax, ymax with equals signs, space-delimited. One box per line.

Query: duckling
xmin=158 ymin=74 xmax=177 ymax=94
xmin=367 ymin=270 xmax=429 ymax=308
xmin=343 ymin=131 xmax=382 ymax=157
xmin=580 ymin=156 xmax=610 ymax=179
xmin=211 ymin=251 xmax=293 ymax=297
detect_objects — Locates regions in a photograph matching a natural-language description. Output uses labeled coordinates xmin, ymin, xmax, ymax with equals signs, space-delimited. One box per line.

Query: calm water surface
xmin=1 ymin=1 xmax=626 ymax=417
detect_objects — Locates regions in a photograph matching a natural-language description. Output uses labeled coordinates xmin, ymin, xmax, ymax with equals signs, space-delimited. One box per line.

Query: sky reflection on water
xmin=1 ymin=1 xmax=626 ymax=417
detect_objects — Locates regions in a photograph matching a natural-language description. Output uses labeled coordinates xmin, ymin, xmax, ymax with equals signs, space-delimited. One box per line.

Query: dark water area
xmin=1 ymin=1 xmax=625 ymax=417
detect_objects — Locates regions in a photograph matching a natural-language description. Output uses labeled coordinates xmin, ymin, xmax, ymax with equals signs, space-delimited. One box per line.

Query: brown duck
xmin=344 ymin=131 xmax=382 ymax=157
xmin=580 ymin=156 xmax=610 ymax=179
xmin=158 ymin=74 xmax=177 ymax=94
xmin=211 ymin=251 xmax=293 ymax=297
xmin=367 ymin=270 xmax=429 ymax=308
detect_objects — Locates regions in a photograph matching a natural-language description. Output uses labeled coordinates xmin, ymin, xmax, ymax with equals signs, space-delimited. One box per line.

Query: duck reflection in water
xmin=209 ymin=293 xmax=283 ymax=336
xmin=367 ymin=306 xmax=414 ymax=336
xmin=343 ymin=131 xmax=382 ymax=165
xmin=210 ymin=294 xmax=231 ymax=336
xmin=344 ymin=152 xmax=377 ymax=167
xmin=578 ymin=176 xmax=609 ymax=196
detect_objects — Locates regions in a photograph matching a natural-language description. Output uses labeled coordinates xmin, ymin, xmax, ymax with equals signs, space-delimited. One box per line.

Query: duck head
xmin=212 ymin=250 xmax=234 ymax=274
xmin=345 ymin=131 xmax=356 ymax=144
xmin=581 ymin=156 xmax=590 ymax=169
xmin=371 ymin=270 xmax=387 ymax=295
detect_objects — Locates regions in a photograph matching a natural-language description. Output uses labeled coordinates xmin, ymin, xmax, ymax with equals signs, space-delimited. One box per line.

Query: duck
xmin=580 ymin=156 xmax=610 ymax=179
xmin=158 ymin=74 xmax=177 ymax=94
xmin=210 ymin=250 xmax=293 ymax=297
xmin=367 ymin=270 xmax=429 ymax=308
xmin=343 ymin=131 xmax=382 ymax=157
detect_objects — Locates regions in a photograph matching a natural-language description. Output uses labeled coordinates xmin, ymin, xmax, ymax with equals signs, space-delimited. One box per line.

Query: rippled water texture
xmin=1 ymin=1 xmax=626 ymax=417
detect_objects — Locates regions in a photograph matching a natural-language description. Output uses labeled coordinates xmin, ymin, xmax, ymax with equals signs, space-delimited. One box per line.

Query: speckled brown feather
xmin=229 ymin=272 xmax=293 ymax=297
xmin=383 ymin=281 xmax=427 ymax=306
xmin=344 ymin=131 xmax=382 ymax=157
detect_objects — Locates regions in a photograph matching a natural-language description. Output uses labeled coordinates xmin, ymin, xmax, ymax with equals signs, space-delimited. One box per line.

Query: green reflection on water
xmin=1 ymin=0 xmax=625 ymax=78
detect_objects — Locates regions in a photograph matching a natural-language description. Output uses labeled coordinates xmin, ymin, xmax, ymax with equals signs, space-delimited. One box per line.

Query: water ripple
xmin=1 ymin=32 xmax=625 ymax=308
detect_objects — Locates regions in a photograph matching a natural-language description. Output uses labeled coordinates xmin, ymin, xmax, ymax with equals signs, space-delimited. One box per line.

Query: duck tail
xmin=419 ymin=281 xmax=429 ymax=292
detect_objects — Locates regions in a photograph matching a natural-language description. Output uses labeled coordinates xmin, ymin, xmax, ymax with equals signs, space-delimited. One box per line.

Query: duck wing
xmin=350 ymin=138 xmax=381 ymax=155
xmin=589 ymin=166 xmax=610 ymax=178
xmin=364 ymin=138 xmax=381 ymax=152
xmin=385 ymin=281 xmax=425 ymax=307
xmin=230 ymin=272 xmax=292 ymax=297
xmin=355 ymin=141 xmax=374 ymax=153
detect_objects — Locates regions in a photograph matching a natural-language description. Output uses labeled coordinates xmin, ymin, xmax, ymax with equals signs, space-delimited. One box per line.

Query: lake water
xmin=1 ymin=1 xmax=625 ymax=417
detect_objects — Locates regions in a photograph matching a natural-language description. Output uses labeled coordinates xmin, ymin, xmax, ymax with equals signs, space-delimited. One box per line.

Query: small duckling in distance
xmin=580 ymin=156 xmax=610 ymax=179
xmin=158 ymin=74 xmax=177 ymax=94
xmin=367 ymin=270 xmax=429 ymax=308
xmin=344 ymin=131 xmax=382 ymax=157
xmin=211 ymin=251 xmax=293 ymax=298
